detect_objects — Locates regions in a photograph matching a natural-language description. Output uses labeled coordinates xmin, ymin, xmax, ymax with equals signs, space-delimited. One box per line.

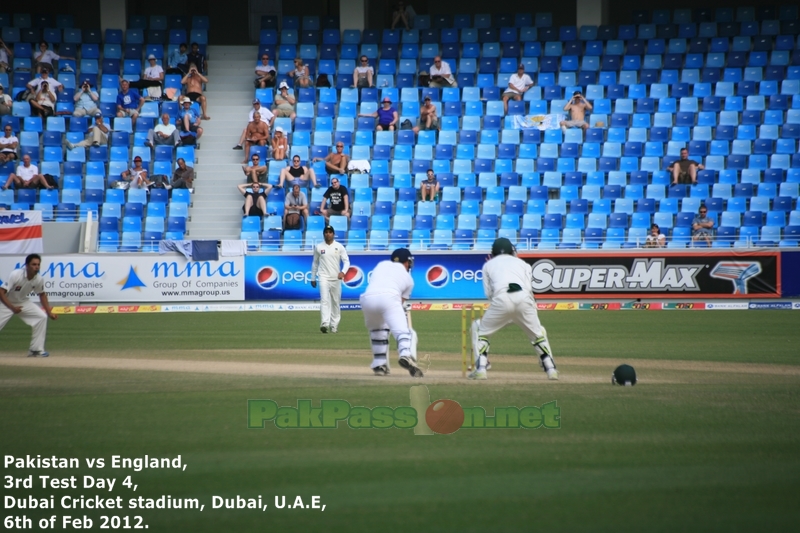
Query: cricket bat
xmin=406 ymin=304 xmax=418 ymax=360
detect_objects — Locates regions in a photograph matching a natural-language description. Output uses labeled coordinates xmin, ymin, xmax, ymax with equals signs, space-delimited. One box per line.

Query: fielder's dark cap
xmin=323 ymin=225 xmax=335 ymax=233
xmin=612 ymin=364 xmax=637 ymax=386
xmin=391 ymin=248 xmax=413 ymax=263
xmin=491 ymin=237 xmax=516 ymax=257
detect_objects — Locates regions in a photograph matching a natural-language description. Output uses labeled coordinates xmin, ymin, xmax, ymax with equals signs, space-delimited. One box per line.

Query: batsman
xmin=468 ymin=238 xmax=558 ymax=381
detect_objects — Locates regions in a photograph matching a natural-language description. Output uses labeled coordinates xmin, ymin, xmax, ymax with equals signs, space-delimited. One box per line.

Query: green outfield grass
xmin=2 ymin=310 xmax=799 ymax=532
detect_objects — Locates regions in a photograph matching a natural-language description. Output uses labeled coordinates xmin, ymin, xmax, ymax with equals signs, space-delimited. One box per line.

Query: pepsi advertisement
xmin=244 ymin=254 xmax=488 ymax=301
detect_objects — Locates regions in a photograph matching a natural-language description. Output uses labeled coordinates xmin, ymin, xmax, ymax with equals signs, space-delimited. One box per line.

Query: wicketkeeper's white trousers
xmin=0 ymin=301 xmax=48 ymax=352
xmin=319 ymin=278 xmax=342 ymax=329
xmin=478 ymin=291 xmax=545 ymax=341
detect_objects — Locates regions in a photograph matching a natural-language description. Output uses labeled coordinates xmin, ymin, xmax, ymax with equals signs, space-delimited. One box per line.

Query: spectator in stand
xmin=668 ymin=148 xmax=704 ymax=186
xmin=359 ymin=97 xmax=398 ymax=131
xmin=145 ymin=113 xmax=181 ymax=148
xmin=0 ymin=84 xmax=12 ymax=116
xmin=116 ymin=79 xmax=144 ymax=129
xmin=644 ymin=224 xmax=666 ymax=248
xmin=27 ymin=67 xmax=63 ymax=94
xmin=238 ymin=181 xmax=271 ymax=217
xmin=560 ymin=90 xmax=593 ymax=133
xmin=278 ymin=155 xmax=319 ymax=189
xmin=0 ymin=124 xmax=18 ymax=164
xmin=3 ymin=155 xmax=50 ymax=190
xmin=233 ymin=100 xmax=275 ymax=151
xmin=178 ymin=97 xmax=203 ymax=142
xmin=33 ymin=41 xmax=74 ymax=75
xmin=66 ymin=113 xmax=109 ymax=149
xmin=314 ymin=141 xmax=349 ymax=175
xmin=353 ymin=56 xmax=374 ymax=89
xmin=166 ymin=43 xmax=189 ymax=75
xmin=390 ymin=2 xmax=412 ymax=31
xmin=419 ymin=169 xmax=440 ymax=202
xmin=271 ymin=127 xmax=288 ymax=161
xmin=72 ymin=79 xmax=100 ymax=117
xmin=186 ymin=42 xmax=207 ymax=75
xmin=272 ymin=81 xmax=296 ymax=122
xmin=502 ymin=64 xmax=534 ymax=114
xmin=29 ymin=81 xmax=56 ymax=119
xmin=284 ymin=183 xmax=309 ymax=229
xmin=320 ymin=176 xmax=350 ymax=221
xmin=127 ymin=55 xmax=164 ymax=99
xmin=181 ymin=64 xmax=210 ymax=120
xmin=692 ymin=205 xmax=714 ymax=247
xmin=0 ymin=38 xmax=12 ymax=73
xmin=242 ymin=153 xmax=268 ymax=185
xmin=289 ymin=58 xmax=312 ymax=89
xmin=255 ymin=53 xmax=277 ymax=88
xmin=412 ymin=96 xmax=439 ymax=133
xmin=429 ymin=56 xmax=456 ymax=88
xmin=242 ymin=111 xmax=269 ymax=165
xmin=115 ymin=156 xmax=152 ymax=190
xmin=171 ymin=158 xmax=195 ymax=189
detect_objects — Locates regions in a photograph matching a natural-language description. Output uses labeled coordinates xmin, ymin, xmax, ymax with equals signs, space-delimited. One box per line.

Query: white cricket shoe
xmin=468 ymin=368 xmax=487 ymax=380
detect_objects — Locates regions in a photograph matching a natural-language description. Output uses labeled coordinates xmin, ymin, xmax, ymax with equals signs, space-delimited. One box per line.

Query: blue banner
xmin=244 ymin=254 xmax=489 ymax=301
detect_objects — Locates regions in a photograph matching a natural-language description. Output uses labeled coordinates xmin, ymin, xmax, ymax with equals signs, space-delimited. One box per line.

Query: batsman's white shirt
xmin=360 ymin=261 xmax=415 ymax=365
xmin=362 ymin=261 xmax=413 ymax=300
xmin=311 ymin=240 xmax=350 ymax=280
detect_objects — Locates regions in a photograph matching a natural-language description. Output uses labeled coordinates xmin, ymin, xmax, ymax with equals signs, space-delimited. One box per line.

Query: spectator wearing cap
xmin=66 ymin=113 xmax=109 ymax=150
xmin=310 ymin=224 xmax=350 ymax=334
xmin=289 ymin=58 xmax=312 ymax=89
xmin=233 ymin=99 xmax=275 ymax=150
xmin=72 ymin=79 xmax=100 ymax=117
xmin=273 ymin=81 xmax=296 ymax=122
xmin=314 ymin=141 xmax=349 ymax=175
xmin=271 ymin=126 xmax=288 ymax=161
xmin=187 ymin=42 xmax=207 ymax=75
xmin=145 ymin=113 xmax=181 ymax=148
xmin=33 ymin=41 xmax=74 ymax=75
xmin=284 ymin=183 xmax=309 ymax=229
xmin=0 ymin=84 xmax=12 ymax=116
xmin=0 ymin=124 xmax=19 ymax=164
xmin=242 ymin=151 xmax=268 ymax=184
xmin=502 ymin=63 xmax=534 ymax=114
xmin=353 ymin=56 xmax=374 ymax=89
xmin=115 ymin=156 xmax=151 ymax=190
xmin=116 ymin=79 xmax=144 ymax=128
xmin=255 ymin=53 xmax=277 ymax=88
xmin=359 ymin=97 xmax=398 ymax=131
xmin=128 ymin=55 xmax=165 ymax=99
xmin=429 ymin=56 xmax=456 ymax=88
xmin=413 ymin=95 xmax=439 ymax=134
xmin=560 ymin=90 xmax=593 ymax=133
xmin=181 ymin=64 xmax=210 ymax=120
xmin=178 ymin=97 xmax=203 ymax=142
xmin=242 ymin=112 xmax=269 ymax=165
xmin=278 ymin=154 xmax=319 ymax=189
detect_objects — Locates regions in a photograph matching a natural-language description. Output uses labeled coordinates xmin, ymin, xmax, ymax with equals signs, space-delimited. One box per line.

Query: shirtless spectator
xmin=278 ymin=155 xmax=319 ymax=189
xmin=0 ymin=124 xmax=18 ymax=164
xmin=272 ymin=81 xmax=296 ymax=122
xmin=233 ymin=100 xmax=275 ymax=151
xmin=413 ymin=96 xmax=439 ymax=133
xmin=145 ymin=113 xmax=181 ymax=148
xmin=353 ymin=56 xmax=374 ymax=89
xmin=243 ymin=112 xmax=270 ymax=165
xmin=255 ymin=53 xmax=276 ymax=88
xmin=182 ymin=65 xmax=210 ymax=120
xmin=186 ymin=42 xmax=207 ymax=75
xmin=284 ymin=183 xmax=309 ymax=228
xmin=429 ymin=56 xmax=456 ymax=88
xmin=502 ymin=64 xmax=534 ymax=114
xmin=560 ymin=91 xmax=593 ymax=133
xmin=3 ymin=155 xmax=50 ymax=190
xmin=242 ymin=152 xmax=268 ymax=185
xmin=171 ymin=158 xmax=195 ymax=189
xmin=668 ymin=148 xmax=704 ymax=186
xmin=314 ymin=142 xmax=349 ymax=175
xmin=271 ymin=127 xmax=288 ymax=161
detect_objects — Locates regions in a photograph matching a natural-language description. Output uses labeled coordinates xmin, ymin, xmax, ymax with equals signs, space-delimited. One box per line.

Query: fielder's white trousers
xmin=0 ymin=301 xmax=48 ymax=352
xmin=359 ymin=292 xmax=411 ymax=365
xmin=319 ymin=278 xmax=342 ymax=329
xmin=479 ymin=291 xmax=545 ymax=341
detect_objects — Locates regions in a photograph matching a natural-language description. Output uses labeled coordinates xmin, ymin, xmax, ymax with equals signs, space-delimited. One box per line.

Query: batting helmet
xmin=491 ymin=237 xmax=516 ymax=257
xmin=612 ymin=364 xmax=637 ymax=386
xmin=391 ymin=247 xmax=413 ymax=264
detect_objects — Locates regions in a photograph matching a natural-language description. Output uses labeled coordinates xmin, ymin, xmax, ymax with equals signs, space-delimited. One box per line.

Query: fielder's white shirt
xmin=506 ymin=73 xmax=533 ymax=95
xmin=16 ymin=163 xmax=39 ymax=182
xmin=362 ymin=261 xmax=413 ymax=300
xmin=311 ymin=240 xmax=350 ymax=281
xmin=482 ymin=254 xmax=534 ymax=301
xmin=2 ymin=268 xmax=44 ymax=304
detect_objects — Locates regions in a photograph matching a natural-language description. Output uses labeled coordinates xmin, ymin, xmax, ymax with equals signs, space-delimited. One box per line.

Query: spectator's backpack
xmin=285 ymin=212 xmax=301 ymax=230
xmin=418 ymin=71 xmax=430 ymax=87
xmin=400 ymin=119 xmax=413 ymax=130
xmin=316 ymin=74 xmax=331 ymax=88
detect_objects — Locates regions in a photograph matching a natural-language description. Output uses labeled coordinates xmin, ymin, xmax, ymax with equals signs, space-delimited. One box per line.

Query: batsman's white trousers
xmin=0 ymin=301 xmax=48 ymax=352
xmin=359 ymin=292 xmax=411 ymax=360
xmin=319 ymin=278 xmax=342 ymax=329
xmin=478 ymin=291 xmax=545 ymax=341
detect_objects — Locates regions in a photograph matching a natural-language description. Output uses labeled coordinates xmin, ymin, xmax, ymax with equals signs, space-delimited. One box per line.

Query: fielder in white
xmin=359 ymin=248 xmax=422 ymax=377
xmin=469 ymin=238 xmax=558 ymax=381
xmin=310 ymin=225 xmax=350 ymax=333
xmin=0 ymin=254 xmax=58 ymax=357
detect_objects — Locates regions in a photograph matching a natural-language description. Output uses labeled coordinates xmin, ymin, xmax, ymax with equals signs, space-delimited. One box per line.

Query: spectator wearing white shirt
xmin=27 ymin=67 xmax=63 ymax=94
xmin=33 ymin=41 xmax=73 ymax=75
xmin=3 ymin=155 xmax=50 ymax=190
xmin=0 ymin=84 xmax=12 ymax=116
xmin=0 ymin=124 xmax=18 ymax=163
xmin=255 ymin=53 xmax=277 ymax=88
xmin=429 ymin=56 xmax=456 ymax=88
xmin=502 ymin=63 xmax=534 ymax=114
xmin=353 ymin=56 xmax=374 ymax=89
xmin=146 ymin=113 xmax=181 ymax=148
xmin=0 ymin=38 xmax=12 ymax=73
xmin=128 ymin=55 xmax=164 ymax=97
